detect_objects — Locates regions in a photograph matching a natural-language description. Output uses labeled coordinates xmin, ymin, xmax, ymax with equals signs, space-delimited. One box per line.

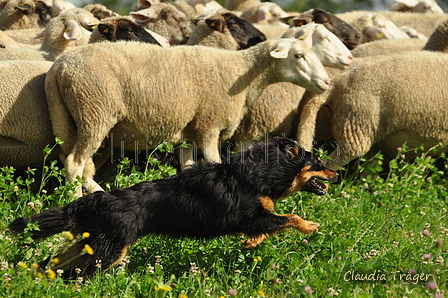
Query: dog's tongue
xmin=316 ymin=179 xmax=328 ymax=192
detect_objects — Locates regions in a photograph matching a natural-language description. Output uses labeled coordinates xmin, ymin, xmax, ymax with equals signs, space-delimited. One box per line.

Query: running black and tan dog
xmin=10 ymin=137 xmax=338 ymax=276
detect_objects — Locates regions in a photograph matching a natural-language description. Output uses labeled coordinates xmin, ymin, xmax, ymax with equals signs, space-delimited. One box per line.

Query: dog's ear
xmin=273 ymin=137 xmax=300 ymax=158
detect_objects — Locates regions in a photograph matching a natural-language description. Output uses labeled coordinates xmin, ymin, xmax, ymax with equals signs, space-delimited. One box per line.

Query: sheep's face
xmin=290 ymin=8 xmax=361 ymax=50
xmin=270 ymin=38 xmax=329 ymax=94
xmin=291 ymin=23 xmax=353 ymax=70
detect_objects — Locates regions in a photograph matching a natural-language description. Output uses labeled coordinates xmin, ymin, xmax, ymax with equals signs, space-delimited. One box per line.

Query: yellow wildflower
xmin=52 ymin=258 xmax=60 ymax=264
xmin=37 ymin=272 xmax=44 ymax=278
xmin=47 ymin=269 xmax=56 ymax=279
xmin=18 ymin=262 xmax=28 ymax=269
xmin=258 ymin=290 xmax=266 ymax=297
xmin=179 ymin=295 xmax=188 ymax=298
xmin=82 ymin=232 xmax=90 ymax=238
xmin=83 ymin=244 xmax=94 ymax=255
xmin=254 ymin=256 xmax=262 ymax=262
xmin=155 ymin=285 xmax=171 ymax=291
xmin=63 ymin=231 xmax=74 ymax=240
xmin=31 ymin=263 xmax=39 ymax=270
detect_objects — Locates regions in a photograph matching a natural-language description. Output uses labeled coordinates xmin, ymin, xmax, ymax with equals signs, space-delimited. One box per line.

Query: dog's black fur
xmin=10 ymin=137 xmax=338 ymax=277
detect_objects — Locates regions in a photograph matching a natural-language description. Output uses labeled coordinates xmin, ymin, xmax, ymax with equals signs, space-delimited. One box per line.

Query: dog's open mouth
xmin=308 ymin=177 xmax=329 ymax=195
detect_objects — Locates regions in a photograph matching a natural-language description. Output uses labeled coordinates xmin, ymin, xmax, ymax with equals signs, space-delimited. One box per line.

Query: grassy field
xmin=0 ymin=143 xmax=446 ymax=297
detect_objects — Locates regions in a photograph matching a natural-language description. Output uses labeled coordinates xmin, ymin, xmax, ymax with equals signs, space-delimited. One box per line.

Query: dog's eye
xmin=308 ymin=163 xmax=323 ymax=172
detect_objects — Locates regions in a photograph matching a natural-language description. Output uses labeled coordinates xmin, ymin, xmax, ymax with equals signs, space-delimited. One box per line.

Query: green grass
xmin=0 ymin=143 xmax=447 ymax=297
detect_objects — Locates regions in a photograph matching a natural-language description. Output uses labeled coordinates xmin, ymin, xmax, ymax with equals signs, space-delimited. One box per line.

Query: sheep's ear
xmin=294 ymin=28 xmax=313 ymax=48
xmin=278 ymin=16 xmax=294 ymax=25
xmin=63 ymin=20 xmax=83 ymax=40
xmin=270 ymin=39 xmax=294 ymax=59
xmin=131 ymin=9 xmax=158 ymax=23
xmin=205 ymin=18 xmax=225 ymax=32
xmin=33 ymin=30 xmax=45 ymax=39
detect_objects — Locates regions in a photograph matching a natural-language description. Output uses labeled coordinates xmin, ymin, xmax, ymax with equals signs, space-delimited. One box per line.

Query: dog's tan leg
xmin=281 ymin=214 xmax=320 ymax=234
xmin=106 ymin=245 xmax=130 ymax=270
xmin=244 ymin=234 xmax=269 ymax=249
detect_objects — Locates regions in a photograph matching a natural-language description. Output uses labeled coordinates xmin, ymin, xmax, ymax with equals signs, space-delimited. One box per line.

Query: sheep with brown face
xmin=187 ymin=11 xmax=266 ymax=49
xmin=286 ymin=8 xmax=362 ymax=50
xmin=0 ymin=0 xmax=52 ymax=30
xmin=89 ymin=15 xmax=167 ymax=46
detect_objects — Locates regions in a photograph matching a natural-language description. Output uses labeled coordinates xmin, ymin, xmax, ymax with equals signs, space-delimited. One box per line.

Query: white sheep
xmin=51 ymin=0 xmax=77 ymax=17
xmin=351 ymin=18 xmax=448 ymax=57
xmin=399 ymin=25 xmax=428 ymax=39
xmin=44 ymin=38 xmax=330 ymax=197
xmin=0 ymin=60 xmax=56 ymax=169
xmin=174 ymin=0 xmax=223 ymax=16
xmin=337 ymin=10 xmax=448 ymax=37
xmin=232 ymin=24 xmax=353 ymax=149
xmin=130 ymin=1 xmax=195 ymax=45
xmin=240 ymin=2 xmax=290 ymax=27
xmin=389 ymin=0 xmax=444 ymax=13
xmin=318 ymin=51 xmax=448 ymax=170
xmin=187 ymin=13 xmax=352 ymax=153
xmin=0 ymin=8 xmax=98 ymax=61
xmin=350 ymin=13 xmax=410 ymax=43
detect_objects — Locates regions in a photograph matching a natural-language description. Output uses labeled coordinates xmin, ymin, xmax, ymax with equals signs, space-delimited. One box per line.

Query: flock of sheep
xmin=1 ymin=0 xmax=448 ymax=197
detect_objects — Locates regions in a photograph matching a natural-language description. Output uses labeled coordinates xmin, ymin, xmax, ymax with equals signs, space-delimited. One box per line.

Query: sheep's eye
xmin=295 ymin=54 xmax=303 ymax=59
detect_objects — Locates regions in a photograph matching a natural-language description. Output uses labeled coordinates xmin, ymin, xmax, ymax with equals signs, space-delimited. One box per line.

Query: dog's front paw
xmin=300 ymin=220 xmax=320 ymax=234
xmin=243 ymin=234 xmax=268 ymax=249
xmin=243 ymin=239 xmax=259 ymax=250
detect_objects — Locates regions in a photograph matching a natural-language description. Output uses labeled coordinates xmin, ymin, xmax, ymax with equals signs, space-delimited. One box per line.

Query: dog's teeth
xmin=311 ymin=178 xmax=327 ymax=192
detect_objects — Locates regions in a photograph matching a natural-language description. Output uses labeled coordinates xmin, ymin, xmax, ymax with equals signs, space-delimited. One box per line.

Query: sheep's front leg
xmin=296 ymin=93 xmax=327 ymax=151
xmin=179 ymin=145 xmax=196 ymax=170
xmin=66 ymin=142 xmax=104 ymax=197
xmin=64 ymin=152 xmax=87 ymax=198
xmin=200 ymin=133 xmax=222 ymax=164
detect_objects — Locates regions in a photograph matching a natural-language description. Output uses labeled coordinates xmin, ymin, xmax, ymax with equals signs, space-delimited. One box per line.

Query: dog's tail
xmin=9 ymin=207 xmax=73 ymax=240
